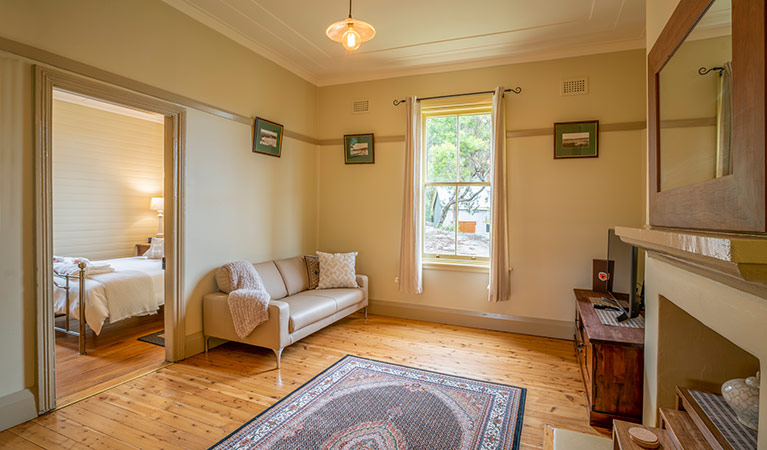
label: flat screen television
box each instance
[602,228,644,321]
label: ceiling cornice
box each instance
[315,37,646,87]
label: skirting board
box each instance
[184,331,226,358]
[368,299,574,340]
[0,389,37,431]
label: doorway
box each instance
[35,67,186,413]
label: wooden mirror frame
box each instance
[648,0,766,232]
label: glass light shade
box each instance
[342,26,361,50]
[150,197,164,211]
[326,18,375,50]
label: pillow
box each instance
[145,237,164,259]
[317,251,358,289]
[216,264,235,293]
[305,255,320,289]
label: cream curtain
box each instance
[716,61,733,178]
[488,87,510,302]
[398,97,423,294]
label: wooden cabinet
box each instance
[574,289,644,428]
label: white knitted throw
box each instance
[223,260,271,339]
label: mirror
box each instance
[658,0,732,192]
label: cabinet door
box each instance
[592,344,643,417]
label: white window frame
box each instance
[421,103,493,265]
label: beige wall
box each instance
[0,55,35,405]
[52,99,164,260]
[658,36,730,191]
[0,0,648,426]
[182,108,318,348]
[316,50,646,323]
[0,0,316,136]
[0,0,318,416]
[647,0,682,50]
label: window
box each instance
[423,103,492,262]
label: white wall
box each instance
[52,99,164,259]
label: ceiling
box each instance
[163,0,646,86]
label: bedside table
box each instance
[135,242,151,256]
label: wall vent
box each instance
[561,78,589,96]
[352,99,370,114]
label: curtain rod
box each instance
[392,87,522,106]
[698,66,724,76]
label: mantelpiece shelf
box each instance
[676,386,757,450]
[615,226,767,297]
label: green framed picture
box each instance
[253,117,284,157]
[554,120,599,159]
[344,133,375,164]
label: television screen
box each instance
[607,228,645,319]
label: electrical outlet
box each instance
[394,276,399,283]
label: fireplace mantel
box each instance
[615,226,767,298]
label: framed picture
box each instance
[344,133,375,164]
[253,117,284,157]
[554,120,599,159]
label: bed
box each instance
[53,256,164,354]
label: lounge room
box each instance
[1,0,766,449]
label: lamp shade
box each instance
[150,197,164,211]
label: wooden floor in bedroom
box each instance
[1,313,607,449]
[54,310,167,407]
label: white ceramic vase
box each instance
[721,371,760,431]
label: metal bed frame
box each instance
[53,261,87,354]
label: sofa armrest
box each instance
[269,299,291,347]
[356,274,369,301]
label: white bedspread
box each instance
[53,256,164,335]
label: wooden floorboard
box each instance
[3,313,609,449]
[54,312,166,406]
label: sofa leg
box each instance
[364,307,368,319]
[273,347,284,369]
[204,335,209,353]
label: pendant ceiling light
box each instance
[326,0,375,51]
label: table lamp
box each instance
[150,197,164,237]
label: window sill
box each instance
[422,260,490,273]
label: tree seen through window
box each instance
[424,111,492,258]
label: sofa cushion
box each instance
[253,261,288,300]
[284,292,338,332]
[317,251,359,289]
[275,257,309,296]
[305,255,320,290]
[308,289,363,311]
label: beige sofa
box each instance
[202,256,368,368]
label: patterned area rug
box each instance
[210,355,526,450]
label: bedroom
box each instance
[51,89,168,405]
[0,0,766,449]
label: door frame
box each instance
[34,66,186,414]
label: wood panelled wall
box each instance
[52,99,164,260]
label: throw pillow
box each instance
[305,255,320,289]
[145,237,164,259]
[317,251,358,289]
